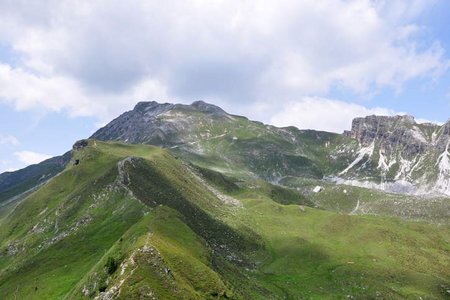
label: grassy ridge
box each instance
[67,206,232,299]
[0,142,155,298]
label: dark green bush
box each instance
[105,256,118,275]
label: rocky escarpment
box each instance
[340,115,450,195]
[436,120,450,150]
[346,115,436,158]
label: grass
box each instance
[228,196,450,298]
[0,140,448,299]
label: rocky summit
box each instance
[0,101,449,299]
[91,101,230,146]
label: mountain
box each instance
[90,101,450,223]
[0,101,449,299]
[91,100,354,181]
[337,115,450,195]
[92,101,450,197]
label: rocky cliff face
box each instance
[348,115,430,157]
[338,115,450,195]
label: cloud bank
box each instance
[0,0,447,127]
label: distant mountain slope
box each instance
[0,152,71,208]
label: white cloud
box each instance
[0,0,446,121]
[14,151,52,165]
[0,63,169,120]
[0,134,19,146]
[270,97,399,133]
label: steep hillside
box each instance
[0,140,449,299]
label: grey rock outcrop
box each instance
[341,114,450,195]
[91,101,232,146]
[348,115,436,158]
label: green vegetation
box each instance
[105,256,119,275]
[0,140,448,299]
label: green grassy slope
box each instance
[0,140,448,299]
[228,195,450,299]
[67,206,233,299]
[0,141,265,299]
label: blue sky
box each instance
[0,0,450,172]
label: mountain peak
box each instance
[91,100,232,146]
[399,114,415,123]
[132,100,227,116]
[134,101,158,111]
[353,114,416,124]
[348,114,429,155]
[190,100,227,115]
[133,101,174,115]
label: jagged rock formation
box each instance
[339,115,450,195]
[347,115,430,157]
[73,139,90,150]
